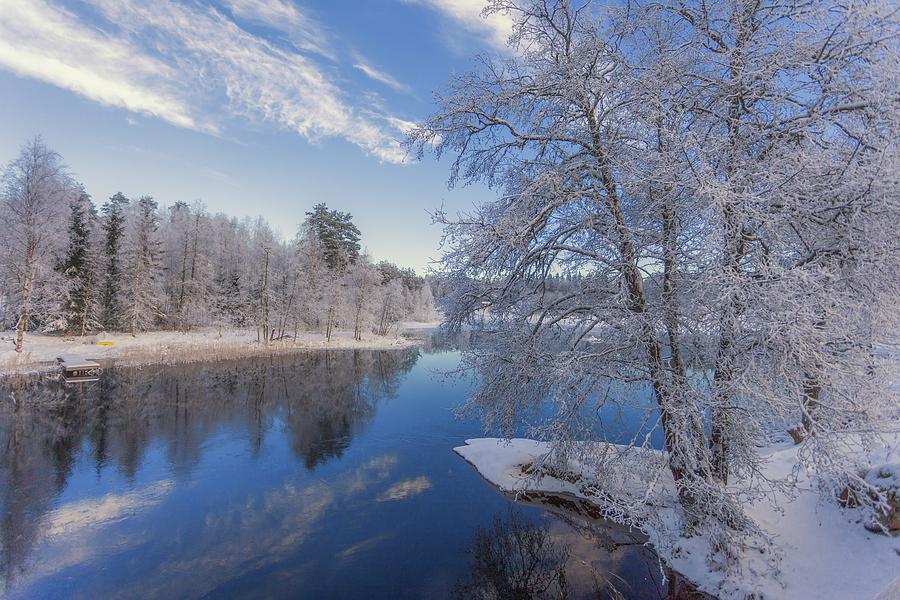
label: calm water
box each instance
[0,335,674,599]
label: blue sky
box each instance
[0,0,510,271]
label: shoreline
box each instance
[455,444,716,599]
[454,437,900,600]
[0,323,440,376]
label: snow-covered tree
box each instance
[123,196,165,336]
[346,256,379,341]
[163,201,213,331]
[100,192,129,330]
[0,137,70,351]
[53,186,101,336]
[412,0,900,567]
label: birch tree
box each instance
[123,197,165,336]
[661,0,900,492]
[0,137,70,352]
[346,256,379,341]
[413,0,716,517]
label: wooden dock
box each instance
[57,355,102,383]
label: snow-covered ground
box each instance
[0,323,438,374]
[455,437,900,600]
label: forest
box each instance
[0,138,436,352]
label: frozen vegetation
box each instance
[0,323,434,374]
[410,0,900,597]
[1,0,898,597]
[0,142,438,358]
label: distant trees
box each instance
[0,139,436,348]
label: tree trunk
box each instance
[260,248,270,345]
[14,269,35,353]
[709,7,754,486]
[584,98,708,506]
[79,285,89,337]
[14,307,28,353]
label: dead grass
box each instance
[0,329,421,376]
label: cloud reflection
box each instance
[42,480,174,539]
[377,476,433,501]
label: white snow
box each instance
[455,437,900,600]
[0,324,430,374]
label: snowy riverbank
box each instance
[455,437,900,600]
[0,323,440,375]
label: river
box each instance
[0,334,683,599]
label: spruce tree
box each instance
[56,187,99,335]
[213,270,245,327]
[101,192,129,330]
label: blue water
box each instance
[0,342,673,599]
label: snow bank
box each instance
[455,438,900,600]
[0,325,425,374]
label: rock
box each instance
[841,464,900,535]
[865,464,900,535]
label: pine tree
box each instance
[124,196,165,336]
[100,192,129,330]
[304,203,361,271]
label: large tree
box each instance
[413,0,899,561]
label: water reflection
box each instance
[454,508,574,599]
[455,506,682,600]
[0,349,418,595]
[0,341,695,599]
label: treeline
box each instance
[0,137,435,351]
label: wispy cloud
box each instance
[221,0,334,59]
[0,0,201,131]
[0,0,412,163]
[402,0,513,50]
[353,61,411,94]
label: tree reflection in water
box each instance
[0,348,418,593]
[455,505,715,600]
[454,508,576,600]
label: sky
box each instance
[0,0,512,272]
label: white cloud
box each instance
[0,0,412,164]
[353,61,411,94]
[0,0,200,131]
[403,0,513,50]
[221,0,334,59]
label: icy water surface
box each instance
[0,335,677,599]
